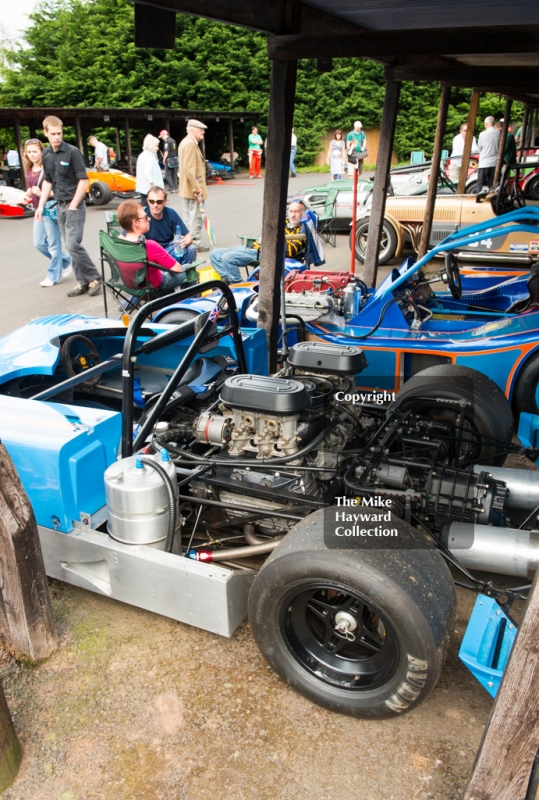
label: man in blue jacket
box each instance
[145,187,197,266]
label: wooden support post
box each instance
[28,123,37,139]
[494,98,512,186]
[74,117,83,154]
[532,109,538,151]
[258,57,297,370]
[13,119,25,190]
[463,571,539,799]
[82,125,90,165]
[519,106,530,161]
[0,444,57,661]
[0,681,21,792]
[417,85,450,260]
[114,127,122,161]
[363,79,401,287]
[457,89,481,194]
[124,118,133,175]
[228,119,235,169]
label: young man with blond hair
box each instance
[37,115,102,297]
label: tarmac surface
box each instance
[0,172,522,799]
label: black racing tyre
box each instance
[249,508,456,719]
[513,354,539,417]
[526,176,539,202]
[60,334,101,387]
[465,180,477,195]
[351,218,398,265]
[89,181,112,205]
[397,364,513,466]
[156,308,197,324]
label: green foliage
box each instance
[0,0,524,164]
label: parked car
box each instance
[86,168,138,206]
[1,277,538,721]
[0,185,34,218]
[352,164,539,265]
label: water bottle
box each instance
[173,224,184,259]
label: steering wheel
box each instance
[60,334,102,387]
[444,253,462,300]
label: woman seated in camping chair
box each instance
[118,200,188,297]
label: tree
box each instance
[0,0,522,165]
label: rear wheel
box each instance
[397,364,513,466]
[351,218,398,265]
[89,181,112,205]
[155,307,198,335]
[249,508,456,719]
[513,354,539,417]
[526,175,539,201]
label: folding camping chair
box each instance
[99,230,201,318]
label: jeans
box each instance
[57,202,100,284]
[290,146,297,176]
[33,216,71,283]
[154,268,186,296]
[181,198,203,247]
[210,246,258,283]
[163,242,197,265]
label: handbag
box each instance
[166,156,179,169]
[357,148,369,161]
[42,200,58,222]
[36,171,58,221]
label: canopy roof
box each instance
[134,0,539,105]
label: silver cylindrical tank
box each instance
[343,283,362,317]
[444,522,539,578]
[105,452,178,549]
[474,465,539,511]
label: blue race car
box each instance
[1,275,539,719]
[157,208,539,418]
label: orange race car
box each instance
[86,168,138,205]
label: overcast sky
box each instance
[3,0,40,39]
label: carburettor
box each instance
[195,374,312,459]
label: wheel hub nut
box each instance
[334,611,358,640]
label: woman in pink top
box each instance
[117,200,187,296]
[23,138,71,287]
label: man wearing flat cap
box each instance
[178,119,209,252]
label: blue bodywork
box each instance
[0,312,267,533]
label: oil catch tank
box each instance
[104,451,178,549]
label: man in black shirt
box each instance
[159,129,178,193]
[36,115,102,297]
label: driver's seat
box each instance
[507,264,539,314]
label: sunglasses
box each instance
[147,199,165,205]
[137,214,149,221]
[25,138,41,145]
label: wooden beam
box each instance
[363,80,401,287]
[134,3,176,49]
[13,119,25,190]
[124,118,133,175]
[494,98,512,186]
[74,116,83,153]
[258,58,297,371]
[463,571,539,799]
[0,444,58,661]
[114,126,122,161]
[417,85,450,259]
[228,119,234,170]
[519,107,530,161]
[457,89,481,194]
[267,26,539,60]
[133,0,364,36]
[388,65,539,86]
